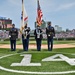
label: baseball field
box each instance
[0,40,75,75]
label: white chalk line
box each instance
[0,54,75,74]
[0,53,18,59]
[1,66,75,74]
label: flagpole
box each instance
[20,0,23,34]
[20,0,28,33]
[22,0,24,28]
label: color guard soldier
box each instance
[34,25,43,51]
[46,22,55,51]
[9,24,18,51]
[22,24,30,51]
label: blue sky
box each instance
[0,0,75,30]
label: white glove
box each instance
[9,35,11,38]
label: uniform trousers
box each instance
[10,40,16,51]
[47,37,53,51]
[36,39,42,51]
[22,38,29,51]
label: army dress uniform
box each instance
[9,26,18,51]
[22,26,30,51]
[34,26,43,51]
[46,25,55,51]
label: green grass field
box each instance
[0,47,75,75]
[0,40,75,45]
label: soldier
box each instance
[34,25,43,51]
[46,22,55,51]
[22,24,30,51]
[9,24,18,51]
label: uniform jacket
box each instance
[9,28,18,40]
[34,28,43,39]
[22,27,30,39]
[46,26,55,38]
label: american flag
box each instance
[20,0,28,33]
[36,0,43,26]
